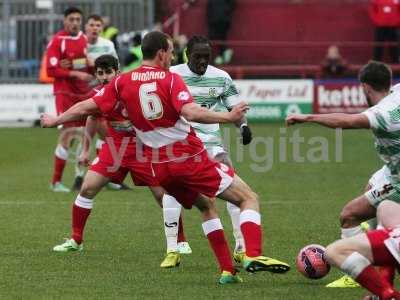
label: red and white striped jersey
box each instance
[93,65,204,162]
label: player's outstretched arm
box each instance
[41,99,100,128]
[181,101,249,124]
[286,113,370,129]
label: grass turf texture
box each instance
[0,124,386,299]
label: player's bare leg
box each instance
[340,195,376,237]
[53,170,110,252]
[214,152,245,263]
[325,233,400,299]
[218,175,290,274]
[149,186,191,268]
[377,200,400,228]
[193,195,242,284]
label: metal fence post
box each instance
[147,0,154,29]
[93,0,101,14]
[1,0,11,81]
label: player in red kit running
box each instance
[46,7,94,192]
[42,31,290,284]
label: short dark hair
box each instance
[94,55,119,71]
[64,7,83,18]
[186,35,210,55]
[87,14,103,23]
[141,31,170,60]
[359,61,392,92]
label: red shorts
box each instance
[55,93,86,127]
[152,150,235,209]
[367,229,399,267]
[89,137,158,186]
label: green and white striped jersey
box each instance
[170,63,240,147]
[363,90,400,184]
[87,37,118,61]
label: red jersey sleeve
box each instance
[169,73,193,113]
[46,37,71,78]
[92,76,119,114]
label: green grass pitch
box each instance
[0,124,387,299]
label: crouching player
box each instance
[325,200,400,300]
[286,61,400,288]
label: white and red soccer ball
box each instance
[296,244,330,279]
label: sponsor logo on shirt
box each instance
[178,91,190,101]
[389,107,400,123]
[50,57,58,66]
[72,58,87,70]
[209,88,217,97]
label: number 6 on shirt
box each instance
[139,82,163,120]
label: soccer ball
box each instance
[296,244,330,279]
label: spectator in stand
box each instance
[207,0,235,65]
[321,45,348,78]
[369,0,400,63]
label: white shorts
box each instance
[205,144,227,159]
[365,166,398,207]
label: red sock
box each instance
[177,215,186,243]
[206,229,235,273]
[356,265,396,299]
[379,266,396,286]
[71,204,91,244]
[241,222,262,257]
[52,156,66,184]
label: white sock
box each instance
[202,218,223,236]
[341,252,370,279]
[162,194,182,252]
[226,202,245,252]
[55,144,68,160]
[239,209,261,226]
[341,226,363,239]
[75,194,93,209]
[96,139,105,150]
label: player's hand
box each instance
[240,124,252,145]
[286,114,310,126]
[40,113,58,128]
[229,102,249,122]
[78,151,90,167]
[60,59,72,69]
[71,71,94,82]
